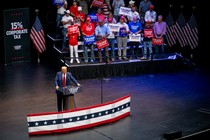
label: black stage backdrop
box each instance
[0,0,206,69]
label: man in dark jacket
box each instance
[55,66,80,111]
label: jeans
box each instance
[154,45,164,54]
[83,44,95,61]
[129,42,140,58]
[143,41,153,58]
[56,14,64,35]
[62,28,68,49]
[107,38,115,59]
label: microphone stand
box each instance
[97,52,111,104]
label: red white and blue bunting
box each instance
[27,95,131,135]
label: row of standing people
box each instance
[56,0,154,22]
[65,13,166,63]
[56,0,166,63]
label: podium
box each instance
[58,86,80,110]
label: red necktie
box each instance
[62,74,66,87]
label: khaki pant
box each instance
[117,36,127,58]
[98,46,109,62]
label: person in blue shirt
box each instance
[95,19,110,63]
[128,16,143,59]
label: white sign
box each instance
[129,34,141,42]
[108,24,120,32]
[119,7,131,16]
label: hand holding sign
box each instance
[96,38,109,49]
[68,25,79,35]
[53,0,64,5]
[144,29,153,38]
[152,37,163,45]
[119,7,131,16]
[129,34,141,42]
[83,35,96,45]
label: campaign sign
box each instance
[144,29,153,38]
[68,25,79,35]
[129,34,141,42]
[92,0,104,7]
[96,38,109,49]
[152,37,163,45]
[89,14,98,22]
[53,0,64,5]
[83,35,96,45]
[108,24,120,32]
[119,27,127,37]
[119,7,131,16]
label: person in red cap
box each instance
[139,0,152,22]
[144,4,156,25]
[116,15,130,61]
[81,17,96,63]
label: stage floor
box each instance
[0,63,210,140]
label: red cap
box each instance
[120,16,125,20]
[149,4,154,10]
[86,17,91,22]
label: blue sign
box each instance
[89,14,98,22]
[53,0,64,5]
[119,27,127,37]
[83,35,96,45]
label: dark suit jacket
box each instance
[54,71,79,94]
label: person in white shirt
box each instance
[116,16,130,61]
[144,4,156,25]
[56,0,68,37]
[127,6,140,22]
[61,10,74,50]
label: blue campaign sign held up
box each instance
[83,35,96,45]
[89,14,98,22]
[53,0,64,5]
[119,27,127,37]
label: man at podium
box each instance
[55,66,80,112]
